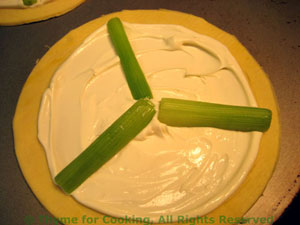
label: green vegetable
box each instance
[107,17,153,100]
[55,99,156,194]
[23,0,37,6]
[158,98,272,132]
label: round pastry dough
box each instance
[13,10,280,224]
[0,0,85,26]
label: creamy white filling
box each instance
[0,0,50,8]
[38,22,262,221]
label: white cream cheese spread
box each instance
[0,0,50,8]
[38,22,262,221]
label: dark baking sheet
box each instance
[0,0,299,224]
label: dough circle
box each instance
[13,10,280,224]
[0,0,85,26]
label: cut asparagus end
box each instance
[158,98,272,132]
[55,99,156,194]
[107,17,153,100]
